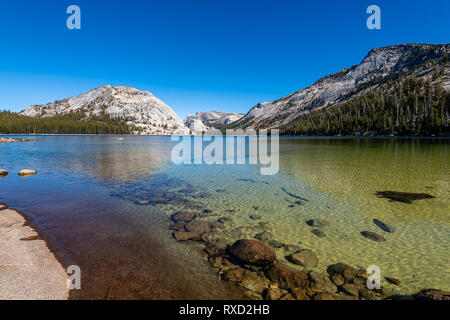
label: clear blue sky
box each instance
[0,0,449,119]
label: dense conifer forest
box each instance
[0,111,132,134]
[280,75,450,136]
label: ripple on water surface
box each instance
[0,136,448,297]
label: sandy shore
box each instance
[0,206,68,300]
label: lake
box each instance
[0,135,448,299]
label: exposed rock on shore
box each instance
[0,207,68,299]
[18,169,37,177]
[0,137,25,143]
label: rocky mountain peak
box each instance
[20,85,189,135]
[233,43,449,129]
[184,110,245,132]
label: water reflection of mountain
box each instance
[48,136,174,184]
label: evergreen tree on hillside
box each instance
[0,111,133,134]
[280,76,449,136]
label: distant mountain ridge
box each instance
[184,111,244,132]
[14,43,450,136]
[230,43,449,133]
[20,85,190,135]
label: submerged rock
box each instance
[264,263,308,290]
[201,234,229,251]
[229,239,276,266]
[208,256,223,268]
[172,231,200,241]
[290,287,310,300]
[268,240,284,249]
[171,211,196,223]
[240,271,266,294]
[359,287,380,300]
[336,293,359,300]
[413,289,450,301]
[373,219,395,233]
[313,293,336,300]
[311,229,327,238]
[327,263,357,282]
[306,219,329,228]
[283,244,302,254]
[217,217,231,224]
[210,221,225,229]
[330,273,345,286]
[308,272,337,294]
[254,231,272,242]
[228,226,254,239]
[361,231,386,242]
[185,221,212,234]
[169,222,186,231]
[375,191,435,204]
[18,169,37,176]
[280,293,295,300]
[340,283,359,297]
[287,249,318,268]
[263,287,283,300]
[385,276,401,286]
[224,267,245,282]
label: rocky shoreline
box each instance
[0,203,68,300]
[0,137,26,143]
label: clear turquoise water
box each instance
[0,136,448,298]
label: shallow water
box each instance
[0,136,448,298]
